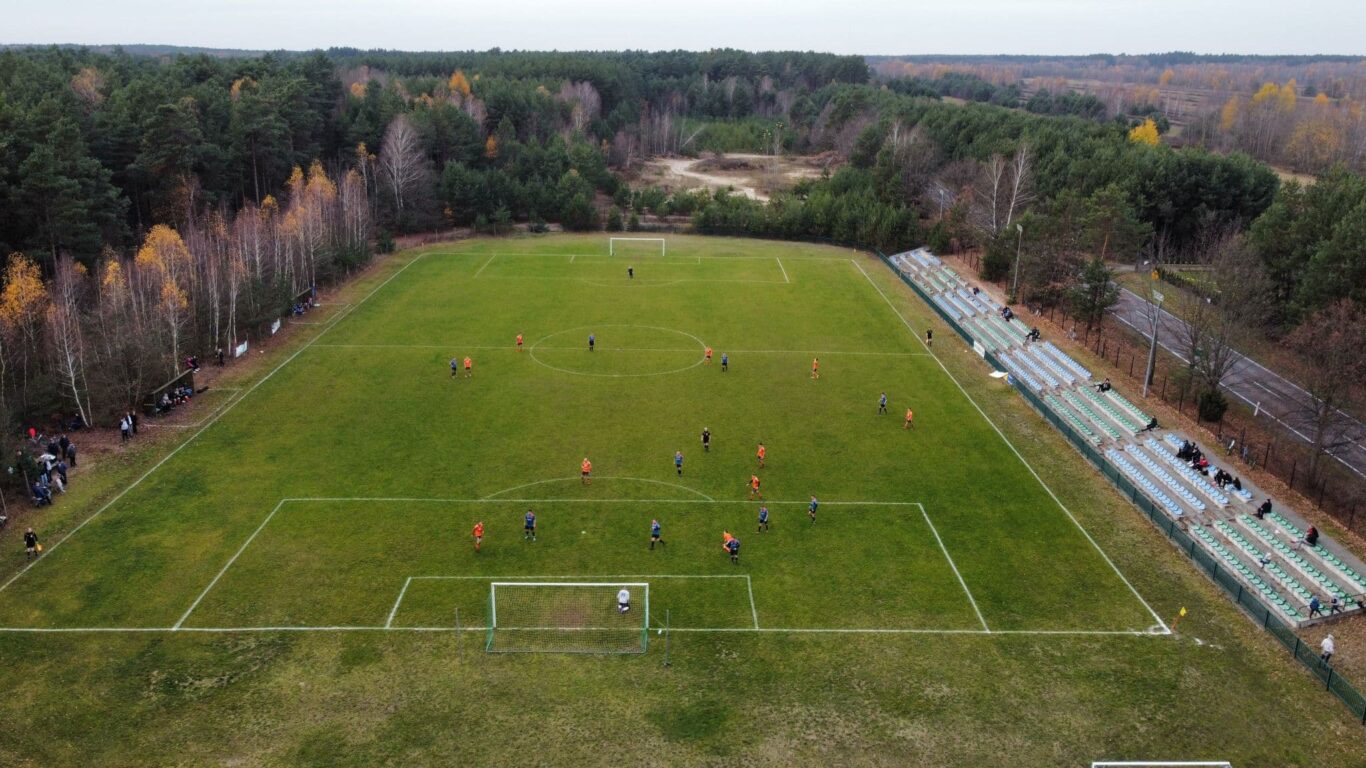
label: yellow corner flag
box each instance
[1171,606,1188,632]
[1179,606,1187,617]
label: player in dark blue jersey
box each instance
[757,505,770,533]
[808,496,818,525]
[523,509,537,541]
[650,518,664,550]
[878,392,888,415]
[674,450,684,476]
[726,536,740,564]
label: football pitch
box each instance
[0,234,1359,766]
[0,235,1161,637]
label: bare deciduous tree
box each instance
[378,114,427,217]
[1284,300,1366,484]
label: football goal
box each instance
[485,582,649,654]
[608,237,666,257]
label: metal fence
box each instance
[875,251,1366,725]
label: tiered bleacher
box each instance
[1191,524,1303,621]
[1124,444,1206,512]
[1237,515,1358,610]
[887,246,1366,629]
[1106,447,1184,518]
[1216,520,1319,614]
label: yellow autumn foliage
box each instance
[1128,118,1160,146]
[0,253,49,335]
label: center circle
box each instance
[528,324,708,378]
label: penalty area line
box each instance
[385,577,413,629]
[917,503,989,632]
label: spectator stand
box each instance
[143,368,196,418]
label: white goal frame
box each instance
[608,237,666,256]
[487,581,649,654]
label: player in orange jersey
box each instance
[581,457,593,485]
[516,333,523,351]
[811,357,820,379]
[756,442,766,468]
[748,474,762,500]
[464,356,473,377]
[472,521,484,552]
[904,407,915,429]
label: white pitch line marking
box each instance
[473,254,497,278]
[480,477,715,501]
[385,577,412,629]
[311,343,928,357]
[746,574,760,629]
[776,257,790,284]
[918,503,989,632]
[0,250,431,596]
[174,499,288,629]
[856,259,1170,633]
[0,625,1170,636]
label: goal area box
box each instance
[608,237,666,257]
[486,582,649,654]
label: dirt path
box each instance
[640,153,832,201]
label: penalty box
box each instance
[178,498,986,632]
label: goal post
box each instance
[486,582,649,654]
[609,237,666,257]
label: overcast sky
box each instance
[6,0,1364,56]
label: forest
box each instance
[0,45,1361,491]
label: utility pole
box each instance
[1142,289,1164,397]
[1010,223,1024,304]
[938,188,946,218]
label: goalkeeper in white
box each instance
[617,588,631,614]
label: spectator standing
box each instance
[119,416,130,443]
[24,528,39,559]
[1309,595,1323,618]
[65,441,77,468]
[1321,634,1335,665]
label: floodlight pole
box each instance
[1010,223,1024,304]
[1142,289,1164,398]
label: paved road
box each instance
[1108,288,1366,481]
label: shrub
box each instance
[1197,388,1229,422]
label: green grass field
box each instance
[0,234,1361,767]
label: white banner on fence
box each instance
[234,341,249,358]
[972,340,986,358]
[270,319,282,336]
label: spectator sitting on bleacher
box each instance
[1141,416,1158,432]
[1001,306,1014,321]
[1295,526,1319,550]
[1232,477,1243,492]
[971,286,981,296]
[1096,378,1112,393]
[1026,327,1041,343]
[1177,440,1195,461]
[1256,499,1272,519]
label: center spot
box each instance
[529,325,707,378]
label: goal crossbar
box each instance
[609,237,666,256]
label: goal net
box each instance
[486,582,649,654]
[609,237,666,257]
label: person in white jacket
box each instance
[1320,634,1335,665]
